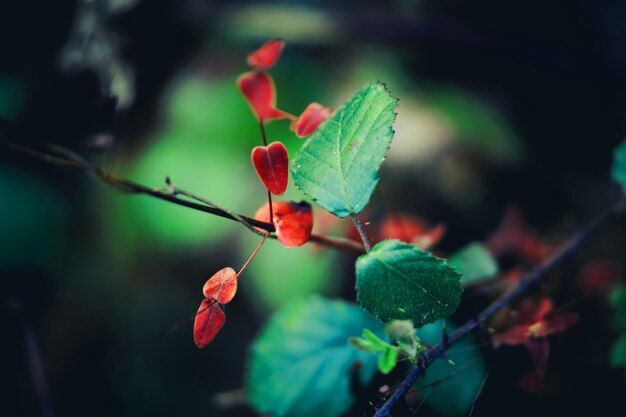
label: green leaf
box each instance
[378,346,399,374]
[610,334,626,371]
[609,285,626,332]
[355,240,462,327]
[362,328,389,351]
[241,239,336,312]
[448,242,499,286]
[415,320,487,417]
[613,139,626,194]
[291,82,398,218]
[245,296,385,417]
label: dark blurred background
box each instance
[1,0,626,416]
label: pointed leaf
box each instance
[251,141,289,195]
[254,201,313,247]
[247,38,285,70]
[237,72,292,122]
[291,82,398,218]
[193,299,226,348]
[292,102,332,137]
[355,240,462,327]
[202,267,238,304]
[612,139,626,194]
[245,296,385,417]
[378,346,399,374]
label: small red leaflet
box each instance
[237,72,293,123]
[247,38,285,71]
[291,103,332,138]
[251,141,289,195]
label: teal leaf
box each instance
[245,296,385,417]
[355,240,462,327]
[613,139,626,194]
[448,242,499,286]
[291,82,398,218]
[416,321,487,417]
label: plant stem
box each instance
[237,232,270,277]
[2,142,366,255]
[373,199,626,417]
[351,213,372,252]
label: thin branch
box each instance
[351,213,372,252]
[2,142,366,255]
[373,199,626,417]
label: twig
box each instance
[2,142,366,255]
[351,213,372,252]
[373,200,626,417]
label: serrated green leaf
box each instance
[291,82,398,218]
[355,240,462,327]
[245,296,385,417]
[613,140,626,194]
[378,346,399,374]
[449,242,499,286]
[415,320,487,417]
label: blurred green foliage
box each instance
[0,167,67,270]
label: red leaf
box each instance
[379,215,427,243]
[202,267,238,304]
[193,299,225,348]
[525,337,550,376]
[237,72,293,122]
[492,324,532,347]
[518,297,553,323]
[530,312,579,337]
[255,201,313,247]
[413,224,446,250]
[251,141,289,195]
[247,38,285,70]
[378,214,445,249]
[577,260,622,293]
[291,103,332,137]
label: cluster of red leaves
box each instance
[194,39,332,348]
[255,201,313,248]
[236,39,336,248]
[194,267,238,348]
[492,297,579,376]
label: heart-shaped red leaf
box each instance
[237,72,292,122]
[251,141,289,195]
[292,103,332,137]
[202,267,238,304]
[255,201,313,248]
[193,299,225,348]
[247,38,285,71]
